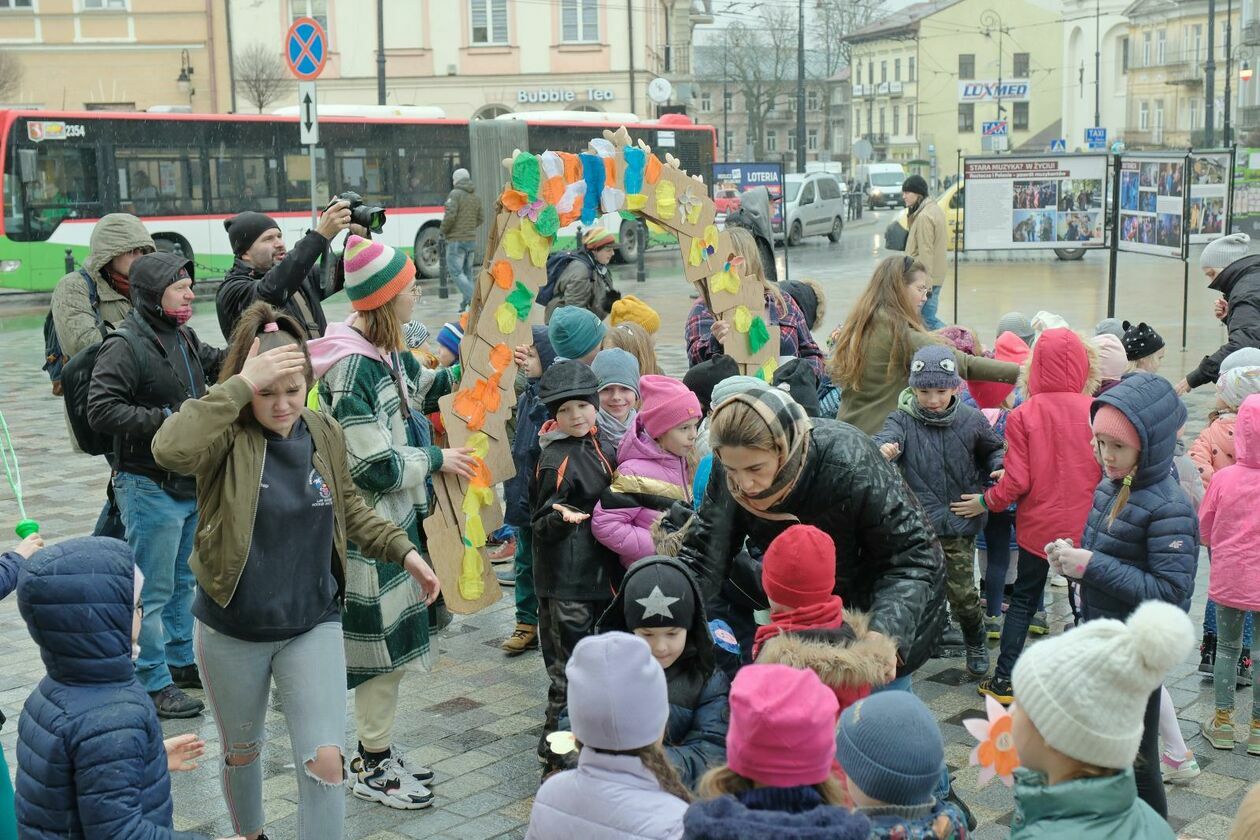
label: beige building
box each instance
[1123,0,1241,149]
[846,0,1063,186]
[225,0,711,119]
[0,0,231,112]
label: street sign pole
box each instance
[299,81,320,226]
[285,17,328,229]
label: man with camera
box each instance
[215,198,365,341]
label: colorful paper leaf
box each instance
[732,305,752,333]
[504,219,549,267]
[506,281,535,320]
[490,260,514,290]
[512,152,541,201]
[655,179,677,220]
[458,543,485,600]
[747,315,770,354]
[623,146,646,194]
[494,302,518,336]
[534,204,560,237]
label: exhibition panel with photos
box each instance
[962,153,1109,250]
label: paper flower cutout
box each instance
[504,219,549,268]
[539,151,567,206]
[546,731,578,756]
[516,197,546,222]
[709,255,745,295]
[500,188,528,212]
[678,190,702,225]
[490,260,514,291]
[655,179,677,220]
[689,224,720,266]
[512,151,541,201]
[466,430,491,461]
[965,695,1020,788]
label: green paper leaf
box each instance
[748,315,771,355]
[512,152,541,201]
[618,210,636,221]
[507,281,535,320]
[535,205,560,237]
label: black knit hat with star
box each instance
[622,559,695,630]
[1121,320,1165,362]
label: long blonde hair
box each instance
[603,321,662,375]
[726,226,786,313]
[697,765,848,806]
[829,255,931,390]
[709,398,778,453]
[582,742,692,802]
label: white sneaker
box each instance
[391,746,435,785]
[351,754,434,810]
[1160,749,1201,784]
[1050,574,1069,587]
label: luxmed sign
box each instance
[958,80,1030,102]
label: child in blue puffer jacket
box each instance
[13,536,226,840]
[1046,372,1198,822]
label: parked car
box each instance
[714,186,742,215]
[779,173,846,245]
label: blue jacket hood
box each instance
[1091,372,1186,489]
[683,792,870,839]
[18,537,136,686]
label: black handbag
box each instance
[884,217,908,251]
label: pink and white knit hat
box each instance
[343,234,415,312]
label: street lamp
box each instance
[1243,60,1254,82]
[176,49,195,106]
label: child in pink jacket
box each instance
[1199,393,1260,754]
[1190,366,1260,487]
[593,375,702,569]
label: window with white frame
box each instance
[1156,29,1166,65]
[892,106,900,135]
[700,91,712,112]
[723,90,732,112]
[788,129,796,151]
[291,0,328,32]
[0,0,33,7]
[767,130,777,152]
[807,128,818,150]
[561,0,598,42]
[83,0,127,8]
[807,90,819,110]
[1139,100,1149,130]
[1143,32,1151,67]
[908,56,916,81]
[895,58,901,81]
[907,104,914,134]
[471,0,509,45]
[1154,99,1164,141]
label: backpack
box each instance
[539,251,589,307]
[60,324,145,457]
[43,270,103,395]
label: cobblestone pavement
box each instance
[0,232,1253,837]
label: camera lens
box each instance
[350,203,386,233]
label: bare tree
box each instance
[0,51,24,103]
[235,43,292,114]
[814,0,882,155]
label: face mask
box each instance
[106,267,130,297]
[164,305,193,326]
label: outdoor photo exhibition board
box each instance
[962,154,1107,250]
[1188,151,1233,244]
[1118,155,1188,259]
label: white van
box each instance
[855,162,907,209]
[779,173,847,245]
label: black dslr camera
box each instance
[336,191,386,233]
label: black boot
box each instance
[1200,633,1217,675]
[932,621,966,658]
[963,624,990,678]
[1239,648,1254,689]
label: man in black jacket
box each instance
[214,199,352,341]
[87,251,224,719]
[1178,233,1260,394]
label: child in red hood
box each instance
[951,328,1100,706]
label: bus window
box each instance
[334,146,393,207]
[7,142,101,242]
[282,147,330,210]
[209,146,281,213]
[115,148,204,215]
[398,149,464,207]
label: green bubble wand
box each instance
[0,409,38,539]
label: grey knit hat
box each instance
[1095,318,1125,340]
[908,345,961,390]
[995,311,1035,346]
[591,348,641,397]
[1200,233,1251,271]
[837,691,944,806]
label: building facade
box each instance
[846,0,1063,187]
[225,0,711,119]
[0,0,231,112]
[1123,0,1241,149]
[1061,0,1131,151]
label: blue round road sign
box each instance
[285,16,327,81]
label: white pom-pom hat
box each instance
[1012,600,1194,769]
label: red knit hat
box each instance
[762,524,837,609]
[1092,403,1140,450]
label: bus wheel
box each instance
[1054,247,1086,261]
[414,226,442,278]
[615,220,641,264]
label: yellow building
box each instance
[1123,0,1240,149]
[845,0,1063,185]
[0,0,230,112]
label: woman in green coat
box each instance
[830,255,1019,434]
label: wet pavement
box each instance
[0,212,1253,838]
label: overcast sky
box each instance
[694,0,920,46]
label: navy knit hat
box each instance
[908,345,961,390]
[548,306,607,361]
[436,321,464,358]
[836,691,944,806]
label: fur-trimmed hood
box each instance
[755,610,897,693]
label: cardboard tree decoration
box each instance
[428,127,776,614]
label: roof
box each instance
[843,0,962,44]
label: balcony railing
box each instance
[647,44,690,75]
[1240,105,1260,129]
[1244,20,1260,47]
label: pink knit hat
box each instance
[727,664,840,787]
[1092,334,1127,381]
[638,374,702,438]
[1093,403,1140,450]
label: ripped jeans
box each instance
[196,620,347,839]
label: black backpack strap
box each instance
[79,269,106,339]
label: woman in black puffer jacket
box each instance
[1048,372,1198,820]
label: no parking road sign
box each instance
[286,16,327,81]
[982,121,1008,137]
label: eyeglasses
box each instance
[405,285,421,299]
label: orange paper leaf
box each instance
[645,154,663,185]
[603,156,617,189]
[469,456,493,489]
[490,343,513,371]
[490,260,514,290]
[500,188,528,211]
[540,175,565,207]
